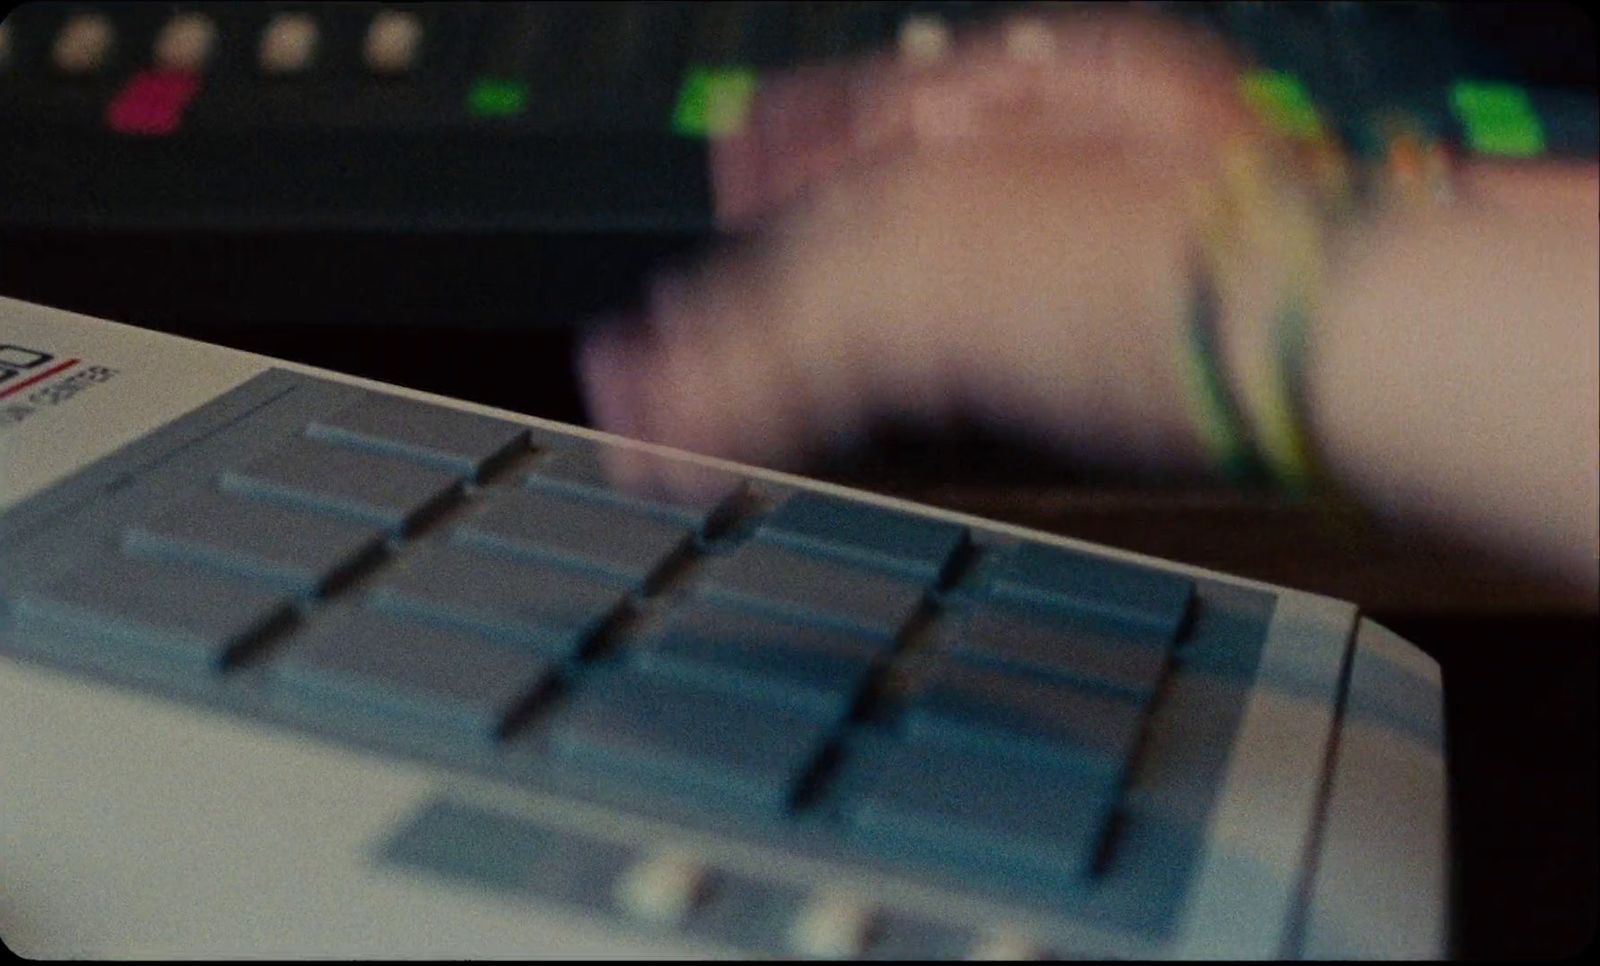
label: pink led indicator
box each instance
[105,70,201,136]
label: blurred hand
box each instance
[578,10,1273,492]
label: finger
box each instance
[713,56,894,228]
[708,123,768,229]
[574,316,652,446]
[641,240,865,470]
[719,9,1261,224]
[904,11,1257,153]
[749,64,857,216]
[663,147,1211,474]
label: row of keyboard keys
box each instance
[12,552,1149,879]
[307,393,531,480]
[5,378,1212,901]
[526,446,745,530]
[221,436,462,537]
[222,392,535,537]
[756,490,967,581]
[13,8,436,78]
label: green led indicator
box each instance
[1239,70,1324,141]
[469,79,528,118]
[1450,81,1545,158]
[672,67,757,139]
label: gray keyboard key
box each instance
[269,608,554,741]
[950,604,1172,701]
[758,491,966,580]
[989,543,1194,641]
[635,600,888,718]
[307,393,530,479]
[455,488,693,589]
[377,798,636,904]
[699,543,927,640]
[905,661,1150,776]
[369,542,626,658]
[837,734,1118,889]
[11,556,294,672]
[526,447,743,529]
[221,437,461,535]
[550,671,833,811]
[124,489,385,596]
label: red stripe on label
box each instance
[0,358,81,400]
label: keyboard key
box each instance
[455,489,692,589]
[1451,80,1546,157]
[789,891,879,958]
[260,12,318,75]
[1240,69,1327,142]
[369,542,625,658]
[221,437,461,535]
[950,605,1171,701]
[1003,16,1056,63]
[967,931,1053,961]
[154,13,217,73]
[987,543,1194,641]
[378,798,635,901]
[54,13,113,75]
[672,65,758,138]
[307,394,530,479]
[105,69,202,138]
[268,608,554,741]
[758,491,966,580]
[636,600,887,718]
[365,9,422,75]
[904,662,1150,776]
[549,671,832,811]
[836,735,1118,889]
[467,77,528,118]
[699,543,928,640]
[852,910,973,960]
[124,489,384,596]
[897,14,951,66]
[614,847,713,926]
[526,447,743,529]
[12,556,293,673]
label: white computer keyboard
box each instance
[0,295,1448,959]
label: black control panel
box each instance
[0,2,1594,234]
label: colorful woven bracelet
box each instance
[1180,258,1270,487]
[1182,72,1460,495]
[1183,140,1333,494]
